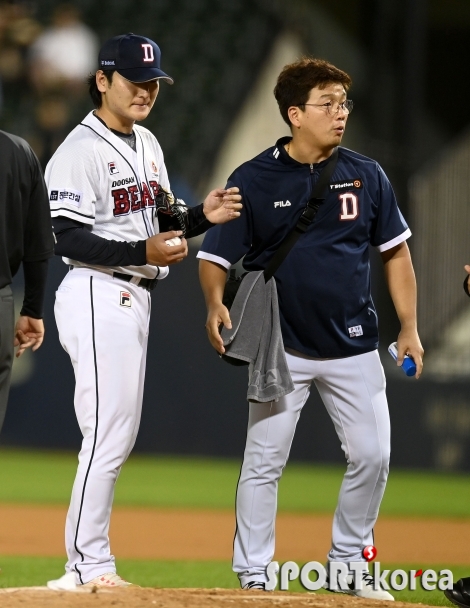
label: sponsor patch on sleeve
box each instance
[330,179,362,192]
[52,188,83,207]
[348,325,363,338]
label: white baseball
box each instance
[165,236,182,247]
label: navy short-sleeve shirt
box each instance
[197,137,410,358]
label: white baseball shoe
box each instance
[47,572,77,590]
[82,572,132,588]
[325,571,394,601]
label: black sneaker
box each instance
[445,577,470,608]
[243,581,267,590]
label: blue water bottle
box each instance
[388,342,417,377]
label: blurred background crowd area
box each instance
[3,0,470,470]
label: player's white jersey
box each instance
[46,111,170,279]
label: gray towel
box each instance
[221,271,294,402]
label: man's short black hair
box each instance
[274,58,352,127]
[86,71,115,108]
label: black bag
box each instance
[222,269,248,310]
[222,148,339,310]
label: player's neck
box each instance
[94,108,135,134]
[286,135,335,165]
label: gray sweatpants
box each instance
[0,285,14,434]
[233,348,390,587]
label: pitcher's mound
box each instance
[0,587,434,608]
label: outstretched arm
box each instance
[162,187,242,239]
[199,259,231,354]
[381,241,424,378]
[202,187,242,224]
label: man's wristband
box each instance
[19,308,43,320]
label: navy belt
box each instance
[113,271,158,291]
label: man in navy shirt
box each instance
[198,58,423,598]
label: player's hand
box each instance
[464,265,470,291]
[396,327,424,379]
[146,231,188,266]
[203,187,242,224]
[14,316,45,358]
[205,303,232,354]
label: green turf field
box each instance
[0,448,469,516]
[0,448,468,605]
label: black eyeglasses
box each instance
[299,99,354,116]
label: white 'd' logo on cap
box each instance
[141,43,154,62]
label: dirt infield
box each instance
[0,587,440,608]
[0,504,468,563]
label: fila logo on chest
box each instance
[274,200,291,208]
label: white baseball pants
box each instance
[54,268,150,584]
[234,348,390,587]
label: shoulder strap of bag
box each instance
[263,147,339,282]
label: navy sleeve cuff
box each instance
[21,259,48,318]
[185,204,214,239]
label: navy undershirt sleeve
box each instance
[21,259,48,318]
[185,204,214,238]
[53,216,147,266]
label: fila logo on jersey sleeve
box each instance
[274,200,291,208]
[141,43,154,62]
[339,192,359,220]
[120,291,131,307]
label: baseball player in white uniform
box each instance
[46,33,241,590]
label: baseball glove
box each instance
[154,188,189,236]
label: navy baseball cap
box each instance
[98,33,174,84]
